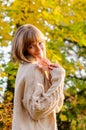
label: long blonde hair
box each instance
[11,24,46,63]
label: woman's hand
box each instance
[36,58,60,72]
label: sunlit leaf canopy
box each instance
[0,0,86,129]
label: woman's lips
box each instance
[36,52,42,55]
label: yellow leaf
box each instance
[0,72,7,78]
[76,61,83,70]
[0,87,3,91]
[60,114,67,121]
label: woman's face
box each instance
[27,41,45,59]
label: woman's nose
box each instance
[36,45,41,51]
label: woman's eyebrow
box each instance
[28,40,43,46]
[28,43,36,46]
[37,39,44,43]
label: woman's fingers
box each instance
[48,65,58,70]
[49,64,59,67]
[49,63,60,68]
[37,58,62,71]
[48,66,53,70]
[37,62,49,71]
[40,59,51,66]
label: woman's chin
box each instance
[35,54,43,59]
[36,54,43,58]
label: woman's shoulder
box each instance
[15,62,36,81]
[19,62,37,72]
[17,62,44,80]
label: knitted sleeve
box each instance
[22,65,65,120]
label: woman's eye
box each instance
[39,42,43,46]
[28,44,34,49]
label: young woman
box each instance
[11,24,65,130]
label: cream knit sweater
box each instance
[12,62,65,130]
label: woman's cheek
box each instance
[28,49,35,56]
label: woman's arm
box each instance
[22,64,65,120]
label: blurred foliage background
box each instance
[0,0,86,129]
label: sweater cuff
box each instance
[50,68,62,77]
